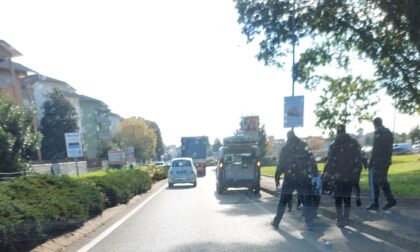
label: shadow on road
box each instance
[339,226,405,252]
[167,239,318,252]
[166,184,196,190]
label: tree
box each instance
[96,139,117,159]
[212,138,222,153]
[0,95,41,173]
[408,125,420,143]
[40,89,78,160]
[393,132,407,144]
[235,0,420,132]
[145,119,164,160]
[258,125,268,158]
[266,135,275,157]
[114,117,157,161]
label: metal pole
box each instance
[292,0,296,97]
[75,157,79,176]
[392,105,396,134]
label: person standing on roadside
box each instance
[323,125,363,227]
[367,117,397,211]
[272,130,318,230]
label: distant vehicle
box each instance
[413,144,420,154]
[154,161,165,167]
[393,143,412,155]
[216,135,261,194]
[107,150,125,168]
[168,158,197,188]
[181,136,209,176]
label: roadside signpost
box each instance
[284,96,304,128]
[64,132,84,176]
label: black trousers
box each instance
[334,181,353,220]
[369,165,395,205]
[273,178,316,226]
[287,193,303,209]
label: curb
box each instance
[260,185,420,252]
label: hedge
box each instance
[86,169,152,207]
[0,169,153,251]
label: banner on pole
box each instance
[284,96,304,128]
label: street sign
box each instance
[284,96,304,128]
[64,132,84,158]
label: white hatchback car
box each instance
[168,158,197,187]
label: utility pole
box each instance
[292,0,296,97]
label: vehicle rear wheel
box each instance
[217,183,224,194]
[254,185,260,194]
[168,182,173,188]
[193,181,197,187]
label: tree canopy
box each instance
[0,95,41,173]
[40,89,78,160]
[212,138,223,153]
[258,125,268,158]
[145,119,164,161]
[114,117,157,161]
[235,0,420,132]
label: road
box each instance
[71,167,407,252]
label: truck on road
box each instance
[181,136,209,176]
[216,135,261,194]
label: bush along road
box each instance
[0,167,166,252]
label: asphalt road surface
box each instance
[73,167,406,252]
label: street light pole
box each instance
[292,0,296,97]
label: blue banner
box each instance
[284,96,304,128]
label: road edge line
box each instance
[77,184,167,252]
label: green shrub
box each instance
[0,169,152,250]
[87,169,152,207]
[0,175,104,250]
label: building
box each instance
[108,112,123,134]
[78,95,112,160]
[0,40,37,106]
[22,74,83,130]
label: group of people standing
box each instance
[271,117,396,230]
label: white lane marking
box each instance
[77,184,167,252]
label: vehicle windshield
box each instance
[172,160,192,167]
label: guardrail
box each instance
[0,170,37,180]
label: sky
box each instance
[1,0,419,146]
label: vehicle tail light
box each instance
[219,158,224,169]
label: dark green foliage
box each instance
[87,169,152,207]
[40,89,78,161]
[0,95,41,174]
[315,76,379,134]
[96,139,117,159]
[212,138,222,153]
[258,125,267,158]
[0,175,103,250]
[409,125,420,143]
[235,0,420,129]
[0,169,153,250]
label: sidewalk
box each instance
[260,175,420,252]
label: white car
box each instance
[154,161,165,167]
[168,158,197,187]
